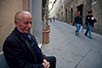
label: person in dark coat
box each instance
[85,10,97,39]
[73,11,83,36]
[3,11,56,68]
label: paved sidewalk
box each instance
[42,20,102,68]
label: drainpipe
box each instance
[42,0,50,44]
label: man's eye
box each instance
[24,21,32,24]
[25,22,29,24]
[29,22,32,24]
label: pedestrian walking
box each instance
[73,11,83,36]
[84,10,97,39]
[53,17,55,22]
[50,17,52,22]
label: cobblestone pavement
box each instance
[42,20,102,68]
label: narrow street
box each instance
[0,0,102,68]
[42,20,102,68]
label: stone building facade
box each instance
[54,0,102,35]
[0,0,44,51]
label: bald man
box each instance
[3,11,56,68]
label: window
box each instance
[92,0,97,5]
[60,0,61,3]
[92,0,96,2]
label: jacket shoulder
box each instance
[3,30,18,48]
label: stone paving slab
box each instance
[42,20,102,68]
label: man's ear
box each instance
[15,21,17,24]
[15,20,18,24]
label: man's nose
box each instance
[28,22,32,28]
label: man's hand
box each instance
[42,59,50,68]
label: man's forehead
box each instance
[20,11,31,16]
[16,11,31,17]
[23,11,31,15]
[17,11,32,19]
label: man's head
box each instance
[77,11,80,16]
[15,11,32,34]
[88,10,92,15]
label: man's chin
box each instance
[24,31,30,34]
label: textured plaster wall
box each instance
[92,0,102,35]
[0,0,22,51]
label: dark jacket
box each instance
[73,16,83,26]
[3,28,46,68]
[85,15,97,27]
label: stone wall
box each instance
[63,0,102,35]
[0,0,22,51]
[92,0,102,35]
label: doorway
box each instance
[71,8,73,23]
[77,4,83,17]
[65,8,67,22]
